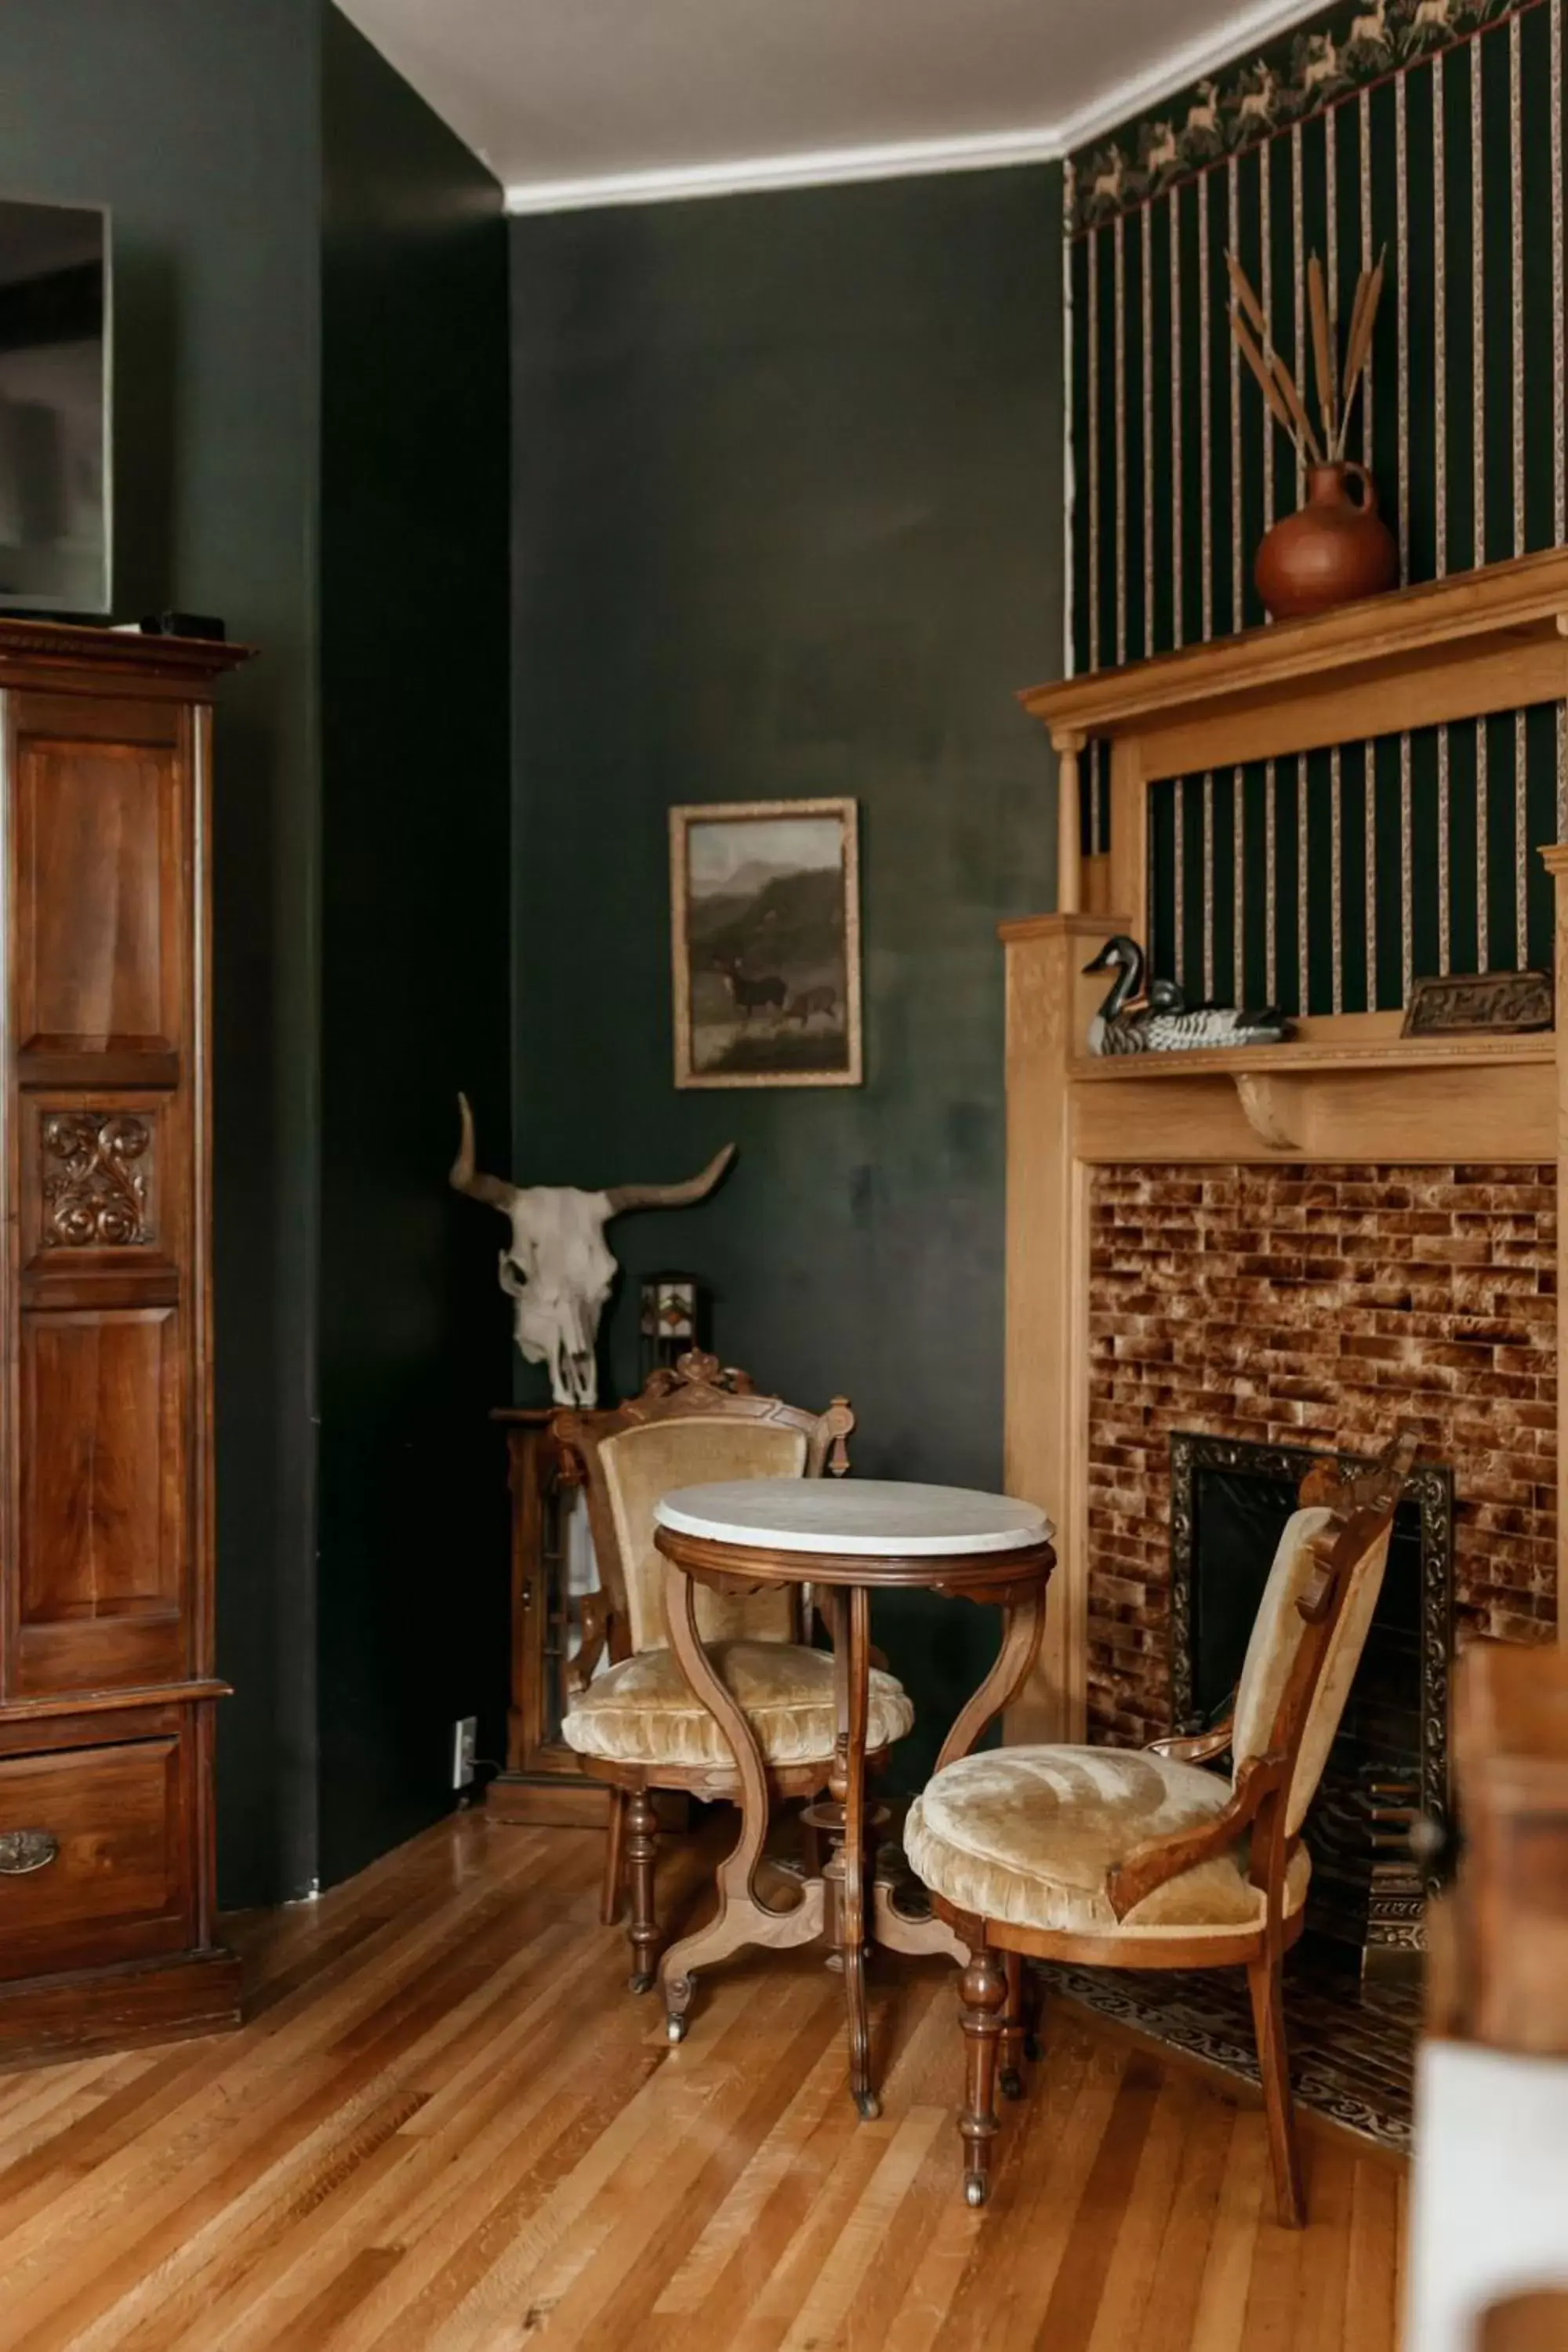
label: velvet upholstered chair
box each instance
[553,1351,915,1991]
[905,1427,1416,2222]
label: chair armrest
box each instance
[1105,1752,1282,1922]
[566,1593,612,1697]
[1145,1719,1234,1766]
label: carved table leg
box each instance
[833,1584,879,2120]
[933,1586,1047,1776]
[659,1563,823,2041]
[866,1585,1049,1973]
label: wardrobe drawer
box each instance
[0,1737,187,1980]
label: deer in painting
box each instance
[715,956,786,1021]
[786,985,837,1029]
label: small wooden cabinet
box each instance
[485,1410,609,1824]
[0,619,247,2065]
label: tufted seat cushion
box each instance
[904,1744,1310,1939]
[561,1641,915,1771]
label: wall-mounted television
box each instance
[0,198,110,617]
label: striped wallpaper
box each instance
[1066,0,1566,1014]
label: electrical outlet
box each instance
[451,1716,477,1791]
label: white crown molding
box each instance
[502,0,1341,216]
[503,123,1062,214]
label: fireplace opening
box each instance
[1170,1433,1453,1976]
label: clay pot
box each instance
[1254,461,1399,622]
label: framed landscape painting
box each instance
[670,798,862,1089]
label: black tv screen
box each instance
[0,198,109,616]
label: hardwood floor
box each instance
[0,1814,1406,2351]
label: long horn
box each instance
[604,1142,736,1216]
[450,1092,519,1215]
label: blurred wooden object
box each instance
[1479,2292,1568,2351]
[1406,1644,1568,2351]
[1449,1642,1568,2052]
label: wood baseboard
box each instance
[484,1775,691,1832]
[0,1947,242,2071]
[485,1774,611,1827]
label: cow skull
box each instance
[450,1094,735,1408]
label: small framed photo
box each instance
[670,797,862,1090]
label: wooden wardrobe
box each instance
[0,619,247,2065]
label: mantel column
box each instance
[1053,732,1085,915]
[999,909,1126,1743]
[1541,843,1568,1648]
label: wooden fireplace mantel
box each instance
[1021,544,1568,920]
[1003,554,1568,1744]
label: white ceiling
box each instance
[336,0,1331,211]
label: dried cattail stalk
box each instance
[1230,308,1298,442]
[1225,249,1269,343]
[1232,243,1387,474]
[1341,271,1371,403]
[1308,253,1337,442]
[1334,248,1385,459]
[1271,349,1326,466]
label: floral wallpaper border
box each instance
[1069,0,1530,231]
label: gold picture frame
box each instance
[670,797,862,1090]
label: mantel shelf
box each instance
[1022,545,1568,748]
[1068,1030,1555,1084]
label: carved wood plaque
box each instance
[1401,971,1554,1038]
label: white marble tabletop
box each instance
[653,1477,1054,1558]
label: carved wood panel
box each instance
[13,722,183,1056]
[41,1110,154,1249]
[19,1308,184,1630]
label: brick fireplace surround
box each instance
[1085,1162,1558,1748]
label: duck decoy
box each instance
[1083,935,1293,1055]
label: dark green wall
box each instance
[318,11,512,1886]
[511,171,1063,1784]
[0,2,512,1907]
[0,0,323,1907]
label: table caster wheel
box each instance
[964,2174,988,2209]
[629,1970,655,1994]
[666,2013,688,2045]
[999,2067,1025,2101]
[855,2090,881,2122]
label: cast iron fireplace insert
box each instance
[1168,1432,1452,1971]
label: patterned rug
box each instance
[1042,1933,1418,2151]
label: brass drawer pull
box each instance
[0,1830,59,1875]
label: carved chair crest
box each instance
[552,1352,855,1683]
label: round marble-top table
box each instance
[652,1477,1056,2119]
